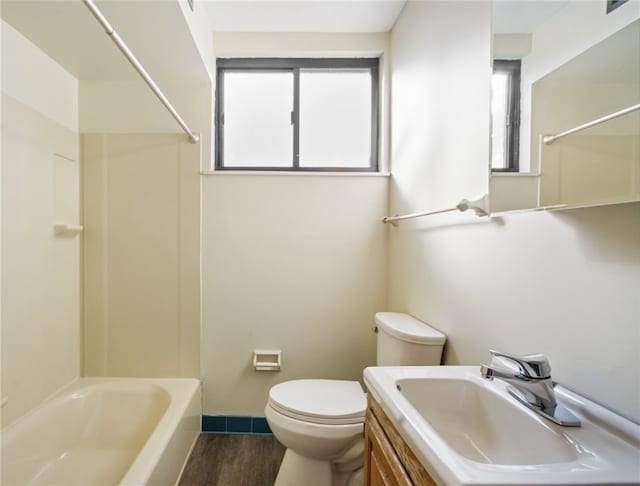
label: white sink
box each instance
[397,376,579,465]
[364,366,640,486]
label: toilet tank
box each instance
[375,312,446,366]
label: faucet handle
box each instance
[489,350,551,378]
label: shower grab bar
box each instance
[82,0,199,144]
[382,195,489,226]
[543,103,640,145]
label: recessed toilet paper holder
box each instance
[253,349,282,371]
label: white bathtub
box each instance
[1,378,201,486]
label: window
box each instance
[491,60,521,172]
[215,58,379,171]
[607,0,629,13]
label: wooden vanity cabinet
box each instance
[364,395,437,486]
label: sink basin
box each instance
[397,377,578,465]
[364,366,640,486]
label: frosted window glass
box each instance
[224,72,293,167]
[491,73,508,169]
[299,71,371,168]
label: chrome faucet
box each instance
[481,350,581,427]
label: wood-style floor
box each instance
[179,434,286,486]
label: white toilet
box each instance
[265,312,446,486]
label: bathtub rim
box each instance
[1,377,201,486]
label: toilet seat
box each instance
[268,379,366,426]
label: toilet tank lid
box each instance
[375,312,446,345]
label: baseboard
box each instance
[202,415,272,435]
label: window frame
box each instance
[215,57,380,172]
[491,59,521,173]
[606,0,628,14]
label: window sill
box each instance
[491,172,540,178]
[201,170,391,177]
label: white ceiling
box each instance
[1,0,573,83]
[492,1,568,34]
[203,1,407,32]
[204,0,569,34]
[1,1,209,82]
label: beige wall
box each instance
[389,2,640,422]
[202,174,387,415]
[489,174,540,212]
[178,0,215,79]
[0,22,78,133]
[390,2,490,215]
[1,21,80,426]
[79,81,213,171]
[82,134,200,378]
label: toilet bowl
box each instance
[265,379,366,486]
[266,313,446,486]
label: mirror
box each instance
[489,1,640,213]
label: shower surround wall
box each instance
[82,134,200,378]
[1,0,208,426]
[1,21,80,426]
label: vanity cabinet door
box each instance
[365,395,439,486]
[365,408,412,486]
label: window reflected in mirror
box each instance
[489,1,638,214]
[491,60,521,172]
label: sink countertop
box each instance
[364,366,640,486]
